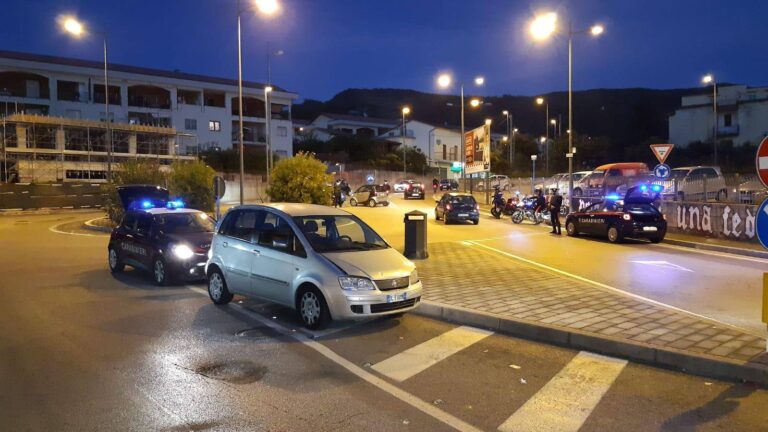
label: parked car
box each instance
[661,166,728,202]
[734,178,767,204]
[477,175,510,191]
[538,171,591,195]
[349,184,390,207]
[572,163,650,197]
[205,204,422,329]
[394,178,417,193]
[439,178,459,191]
[565,185,667,244]
[434,193,479,225]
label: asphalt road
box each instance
[346,193,768,337]
[1,207,767,431]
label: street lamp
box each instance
[502,110,513,166]
[402,106,410,177]
[60,15,112,181]
[264,85,273,185]
[436,72,485,191]
[702,74,718,165]
[536,97,549,175]
[237,0,280,205]
[530,154,538,194]
[469,98,481,108]
[529,11,604,200]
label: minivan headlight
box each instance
[172,244,194,260]
[409,270,419,285]
[338,276,375,291]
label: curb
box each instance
[0,208,101,217]
[83,217,114,233]
[663,238,768,260]
[415,300,768,386]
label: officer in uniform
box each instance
[549,188,563,235]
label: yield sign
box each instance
[756,136,768,188]
[650,144,674,164]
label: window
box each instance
[724,113,732,127]
[257,211,295,253]
[220,210,257,242]
[121,212,138,231]
[136,214,153,235]
[209,120,221,132]
[185,119,197,130]
[293,215,387,253]
[277,126,288,137]
[442,144,447,160]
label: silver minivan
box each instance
[205,203,422,329]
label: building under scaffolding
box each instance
[0,114,196,183]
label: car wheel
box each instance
[383,202,390,206]
[350,198,358,207]
[566,221,578,237]
[108,247,124,273]
[298,287,330,330]
[153,257,170,286]
[716,189,727,202]
[473,219,479,225]
[607,226,623,244]
[368,199,376,208]
[208,268,233,305]
[435,211,441,221]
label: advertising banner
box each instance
[464,124,491,175]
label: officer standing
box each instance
[549,188,563,235]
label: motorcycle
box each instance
[491,192,520,219]
[511,197,543,225]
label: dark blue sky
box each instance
[2,0,766,101]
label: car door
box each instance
[216,209,258,295]
[251,210,296,306]
[436,194,447,218]
[578,203,602,235]
[116,211,139,266]
[132,213,155,269]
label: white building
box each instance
[377,120,462,176]
[303,113,398,141]
[669,85,768,147]
[0,50,298,157]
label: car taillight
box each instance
[446,204,452,210]
[663,214,667,220]
[475,204,480,210]
[622,213,631,221]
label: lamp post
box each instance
[529,11,603,200]
[401,106,410,177]
[702,74,718,166]
[531,154,537,194]
[502,110,513,166]
[536,97,549,176]
[236,0,280,205]
[436,73,484,191]
[264,85,273,184]
[61,16,111,182]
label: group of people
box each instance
[332,179,351,208]
[532,188,564,235]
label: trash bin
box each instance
[403,210,428,259]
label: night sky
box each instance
[1,0,766,101]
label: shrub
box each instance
[267,152,333,205]
[103,159,166,223]
[168,161,216,212]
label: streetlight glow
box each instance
[513,128,519,133]
[702,74,714,84]
[530,12,557,41]
[402,106,411,115]
[550,119,557,125]
[536,97,544,105]
[265,86,273,93]
[62,16,84,37]
[474,76,485,86]
[470,98,481,108]
[590,25,604,36]
[502,110,509,115]
[485,118,492,125]
[437,73,452,88]
[503,136,508,142]
[255,0,280,16]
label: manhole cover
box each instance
[194,360,267,384]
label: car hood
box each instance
[322,248,415,280]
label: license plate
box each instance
[458,213,468,217]
[643,226,658,232]
[411,193,420,196]
[386,292,407,303]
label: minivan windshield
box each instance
[293,215,388,252]
[154,212,215,234]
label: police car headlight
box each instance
[172,244,194,260]
[338,276,375,291]
[409,270,419,285]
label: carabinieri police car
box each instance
[107,185,214,285]
[565,185,667,244]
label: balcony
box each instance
[128,85,171,109]
[717,125,739,137]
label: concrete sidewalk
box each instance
[413,241,768,385]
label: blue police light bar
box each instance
[640,185,648,192]
[605,194,621,200]
[140,200,153,209]
[651,184,663,193]
[166,199,185,209]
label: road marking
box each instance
[372,326,493,382]
[48,221,106,237]
[465,240,766,338]
[630,260,694,272]
[498,351,626,432]
[651,242,768,264]
[185,285,483,432]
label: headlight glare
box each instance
[409,270,419,285]
[172,244,194,260]
[338,276,375,291]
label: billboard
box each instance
[464,123,491,174]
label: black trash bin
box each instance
[403,210,428,259]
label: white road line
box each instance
[498,351,627,432]
[372,326,493,382]
[466,240,767,338]
[651,242,768,264]
[48,222,106,237]
[185,285,483,432]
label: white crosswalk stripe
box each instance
[497,351,627,432]
[372,325,493,382]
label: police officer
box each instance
[549,188,563,235]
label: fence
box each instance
[0,183,105,210]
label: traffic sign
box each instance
[756,197,768,250]
[756,136,768,188]
[653,163,671,179]
[650,144,674,164]
[366,174,375,185]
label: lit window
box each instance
[209,120,221,132]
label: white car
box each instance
[661,166,728,201]
[540,171,591,195]
[206,203,422,329]
[477,175,510,191]
[394,179,416,193]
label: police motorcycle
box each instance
[511,195,543,225]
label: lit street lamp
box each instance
[529,11,604,200]
[60,16,112,181]
[702,74,718,165]
[502,110,514,166]
[264,85,273,185]
[401,106,410,177]
[536,97,549,175]
[531,154,538,194]
[237,0,280,205]
[436,72,485,191]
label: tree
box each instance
[168,161,217,212]
[103,159,166,223]
[267,152,333,205]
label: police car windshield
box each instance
[154,213,214,234]
[294,215,388,252]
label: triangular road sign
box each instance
[650,144,674,164]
